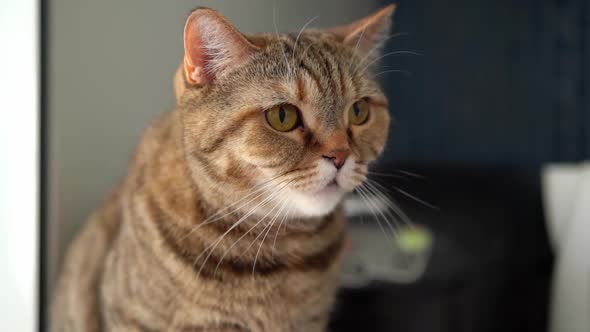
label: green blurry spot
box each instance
[395,226,433,253]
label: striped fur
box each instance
[52,5,395,332]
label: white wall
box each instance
[47,0,379,300]
[0,0,39,330]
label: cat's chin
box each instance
[288,183,346,217]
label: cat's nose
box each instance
[323,149,350,169]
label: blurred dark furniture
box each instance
[329,167,552,332]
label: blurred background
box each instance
[17,0,590,331]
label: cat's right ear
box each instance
[183,8,258,86]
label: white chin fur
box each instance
[289,188,346,217]
[287,157,360,217]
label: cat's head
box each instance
[176,5,395,218]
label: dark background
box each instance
[330,1,589,331]
[383,0,589,168]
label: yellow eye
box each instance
[349,99,370,125]
[265,104,300,132]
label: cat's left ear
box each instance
[183,7,259,85]
[328,4,396,58]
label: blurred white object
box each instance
[0,0,39,330]
[543,162,590,332]
[0,0,39,329]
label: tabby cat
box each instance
[51,4,395,331]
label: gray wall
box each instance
[47,0,379,297]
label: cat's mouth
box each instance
[289,176,346,217]
[311,179,340,196]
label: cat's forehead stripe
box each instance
[280,35,351,127]
[296,77,306,102]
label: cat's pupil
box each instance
[279,107,286,123]
[353,104,361,117]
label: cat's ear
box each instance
[328,4,396,57]
[183,8,258,85]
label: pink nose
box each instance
[322,149,350,169]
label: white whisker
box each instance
[351,26,367,56]
[213,194,289,276]
[364,180,414,227]
[355,185,394,247]
[180,175,290,241]
[396,169,426,179]
[358,184,397,236]
[291,15,319,65]
[374,69,413,78]
[271,201,295,261]
[369,170,425,179]
[273,2,293,77]
[356,50,423,77]
[367,171,407,179]
[352,32,411,73]
[360,182,404,230]
[252,196,290,274]
[347,25,368,72]
[394,187,439,210]
[195,179,294,276]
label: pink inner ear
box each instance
[182,8,259,85]
[187,35,205,68]
[184,30,211,85]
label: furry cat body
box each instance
[52,5,394,332]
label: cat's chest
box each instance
[172,272,339,332]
